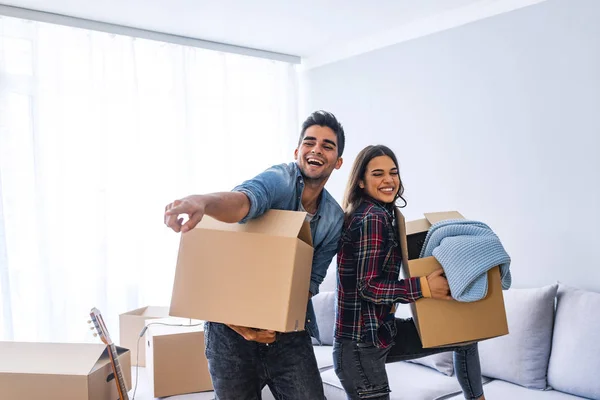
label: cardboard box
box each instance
[398,210,509,348]
[169,209,314,332]
[145,317,212,397]
[119,305,170,366]
[0,341,131,400]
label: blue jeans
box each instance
[333,318,484,400]
[205,322,325,400]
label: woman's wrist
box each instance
[419,276,432,298]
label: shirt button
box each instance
[307,319,311,323]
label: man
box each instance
[164,110,346,399]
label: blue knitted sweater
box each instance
[420,219,511,302]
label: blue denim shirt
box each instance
[233,162,344,341]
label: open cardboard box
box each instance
[398,210,509,348]
[145,317,212,397]
[119,305,170,366]
[169,209,314,332]
[0,341,131,400]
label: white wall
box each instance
[303,0,600,291]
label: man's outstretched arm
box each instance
[164,192,250,233]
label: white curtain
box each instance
[0,15,299,343]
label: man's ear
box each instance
[335,157,343,170]
[294,148,299,160]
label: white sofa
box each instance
[298,283,600,400]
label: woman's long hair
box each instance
[342,145,406,220]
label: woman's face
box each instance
[360,155,400,204]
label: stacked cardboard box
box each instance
[119,305,170,366]
[0,341,131,399]
[145,317,212,397]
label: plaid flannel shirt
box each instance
[335,197,423,348]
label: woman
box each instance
[334,145,486,400]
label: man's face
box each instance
[294,125,343,183]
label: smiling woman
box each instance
[359,155,400,204]
[0,14,298,343]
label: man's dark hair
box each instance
[298,110,345,157]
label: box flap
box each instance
[121,306,149,316]
[140,306,170,317]
[89,345,129,374]
[405,218,432,236]
[394,209,409,264]
[194,209,312,246]
[423,211,465,225]
[298,219,312,246]
[0,342,105,375]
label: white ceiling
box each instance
[0,0,546,66]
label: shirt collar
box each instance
[293,162,323,220]
[362,196,396,220]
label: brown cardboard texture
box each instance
[145,317,212,397]
[169,209,314,332]
[398,210,509,348]
[119,305,169,366]
[0,341,131,400]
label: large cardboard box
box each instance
[0,341,131,400]
[399,210,509,348]
[169,209,314,332]
[119,305,170,366]
[145,317,212,397]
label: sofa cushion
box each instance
[445,380,586,399]
[312,291,336,345]
[394,304,455,376]
[321,360,485,400]
[547,285,600,400]
[478,284,557,389]
[312,344,334,371]
[407,352,454,377]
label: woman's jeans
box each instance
[333,318,484,400]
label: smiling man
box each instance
[164,110,345,400]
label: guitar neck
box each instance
[108,343,129,400]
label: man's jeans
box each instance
[205,322,325,400]
[333,318,484,400]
